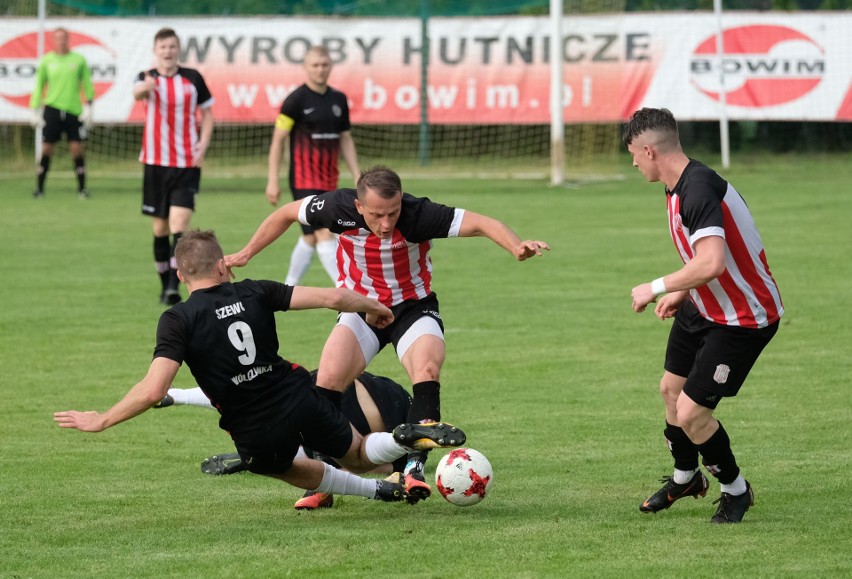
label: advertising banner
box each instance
[1,13,850,124]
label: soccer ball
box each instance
[434,448,493,507]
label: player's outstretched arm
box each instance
[289,286,394,328]
[458,211,550,261]
[225,201,302,272]
[53,358,179,432]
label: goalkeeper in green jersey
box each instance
[29,28,95,199]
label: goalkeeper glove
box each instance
[79,103,93,129]
[30,107,45,129]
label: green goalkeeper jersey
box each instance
[29,51,94,116]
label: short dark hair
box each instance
[357,165,402,200]
[305,45,330,60]
[622,107,679,147]
[154,28,179,45]
[174,230,223,280]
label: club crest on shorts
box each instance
[713,364,730,384]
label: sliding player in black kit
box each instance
[55,230,466,506]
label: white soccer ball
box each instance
[435,448,493,507]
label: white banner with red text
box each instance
[1,12,850,124]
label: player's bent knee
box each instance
[659,373,685,402]
[675,402,713,438]
[333,431,370,474]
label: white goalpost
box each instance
[714,0,731,170]
[550,0,564,186]
[34,0,46,162]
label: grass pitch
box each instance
[1,155,851,577]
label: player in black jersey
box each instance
[54,230,466,506]
[266,45,360,287]
[159,371,413,510]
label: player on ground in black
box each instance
[625,108,783,523]
[54,230,465,505]
[266,45,360,286]
[29,27,94,199]
[159,371,413,510]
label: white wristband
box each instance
[651,277,667,296]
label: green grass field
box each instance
[2,156,851,577]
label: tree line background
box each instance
[2,0,851,16]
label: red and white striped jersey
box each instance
[298,189,465,307]
[666,160,783,329]
[135,67,213,168]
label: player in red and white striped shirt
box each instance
[625,108,783,524]
[133,28,214,306]
[226,165,549,498]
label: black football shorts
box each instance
[142,165,200,218]
[232,386,354,475]
[42,105,85,143]
[664,300,778,409]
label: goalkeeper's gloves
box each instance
[79,103,93,129]
[30,107,45,129]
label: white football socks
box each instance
[316,238,339,284]
[721,475,748,496]
[167,387,214,408]
[313,462,378,498]
[673,468,699,484]
[364,432,408,465]
[284,237,316,286]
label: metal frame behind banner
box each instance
[35,0,46,162]
[715,0,730,169]
[418,0,430,166]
